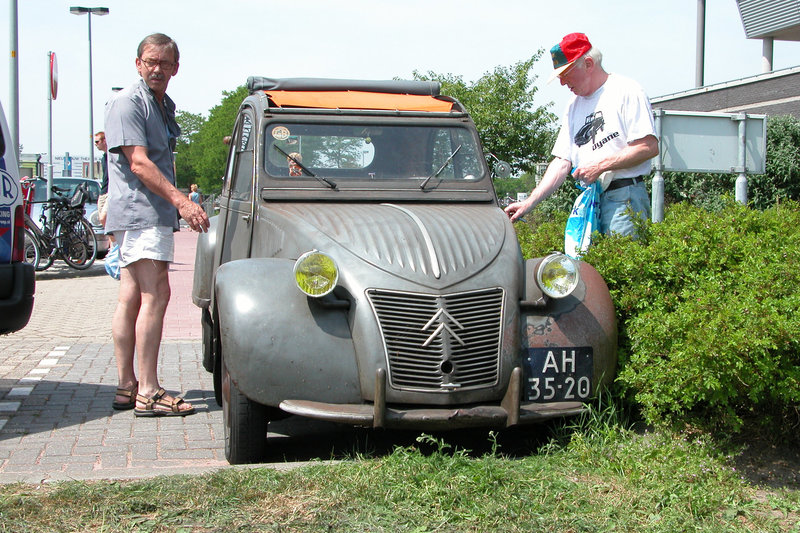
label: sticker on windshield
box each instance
[271,126,290,141]
[240,114,253,151]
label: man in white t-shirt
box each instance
[505,33,659,237]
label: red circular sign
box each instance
[50,52,58,100]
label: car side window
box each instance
[230,110,255,202]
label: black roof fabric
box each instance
[247,77,441,96]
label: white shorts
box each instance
[114,226,174,268]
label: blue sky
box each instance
[3,0,800,160]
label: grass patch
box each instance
[1,403,797,532]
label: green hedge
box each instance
[516,199,800,432]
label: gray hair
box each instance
[137,33,180,63]
[585,47,603,69]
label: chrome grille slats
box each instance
[367,287,503,392]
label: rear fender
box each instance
[215,258,361,407]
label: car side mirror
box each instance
[494,160,512,179]
[486,153,512,179]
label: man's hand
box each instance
[178,198,210,233]
[573,135,659,184]
[571,163,602,184]
[504,157,572,222]
[504,197,532,223]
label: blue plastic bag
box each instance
[564,182,600,259]
[104,243,121,280]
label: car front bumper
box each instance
[279,367,586,430]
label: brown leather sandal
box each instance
[112,382,138,410]
[134,388,195,417]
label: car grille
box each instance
[367,288,504,392]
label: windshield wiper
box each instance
[273,145,337,190]
[419,144,462,190]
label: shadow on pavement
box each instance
[32,262,110,281]
[0,378,218,442]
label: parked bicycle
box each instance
[20,177,98,271]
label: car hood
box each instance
[270,203,510,288]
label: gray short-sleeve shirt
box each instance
[104,78,181,232]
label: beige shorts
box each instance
[114,226,174,268]
[97,193,109,218]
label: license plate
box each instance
[523,347,593,402]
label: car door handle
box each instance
[241,214,251,224]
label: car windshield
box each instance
[31,179,100,203]
[264,123,485,182]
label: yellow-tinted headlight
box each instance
[536,253,580,299]
[294,251,339,297]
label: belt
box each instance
[605,176,643,192]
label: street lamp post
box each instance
[69,6,108,182]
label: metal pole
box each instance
[762,37,774,73]
[695,0,705,88]
[47,52,54,205]
[87,12,95,181]
[651,109,665,222]
[735,113,748,204]
[9,0,19,157]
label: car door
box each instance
[219,107,256,264]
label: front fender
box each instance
[215,258,361,407]
[521,258,618,393]
[192,215,220,309]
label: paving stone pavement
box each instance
[0,229,229,483]
[0,228,409,484]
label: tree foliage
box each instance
[174,86,248,194]
[413,52,558,175]
[175,110,204,189]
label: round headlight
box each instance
[536,253,580,299]
[88,209,100,226]
[294,251,339,297]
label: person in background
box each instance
[94,131,113,242]
[104,32,209,416]
[288,152,303,176]
[189,184,203,207]
[505,32,658,238]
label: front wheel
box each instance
[57,218,97,270]
[221,351,269,464]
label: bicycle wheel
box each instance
[22,227,42,270]
[56,217,97,270]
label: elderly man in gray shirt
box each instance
[105,33,209,417]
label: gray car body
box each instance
[193,79,617,446]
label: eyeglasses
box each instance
[94,138,105,144]
[139,58,176,71]
[558,58,588,81]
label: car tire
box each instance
[213,348,222,408]
[221,352,269,464]
[203,307,223,406]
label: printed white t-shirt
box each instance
[552,73,657,179]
